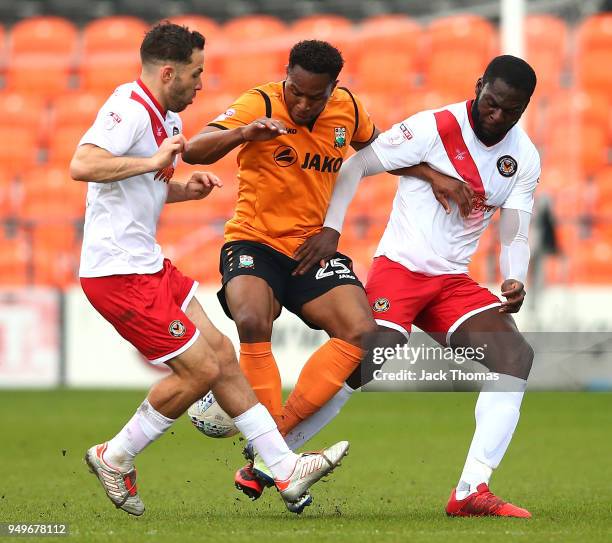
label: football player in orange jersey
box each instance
[183,40,472,502]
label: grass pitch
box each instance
[0,390,610,542]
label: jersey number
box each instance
[315,258,352,280]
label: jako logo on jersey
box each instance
[334,126,346,148]
[301,153,343,173]
[173,127,179,136]
[169,320,186,337]
[372,298,390,312]
[238,255,254,268]
[273,145,298,167]
[497,155,518,177]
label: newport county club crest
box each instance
[169,319,186,338]
[497,155,518,178]
[334,126,346,148]
[372,298,390,312]
[173,127,179,136]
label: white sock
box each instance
[456,373,527,499]
[285,382,355,451]
[233,403,298,481]
[104,399,175,472]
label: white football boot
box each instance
[84,443,145,516]
[273,441,350,513]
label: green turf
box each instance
[0,391,610,542]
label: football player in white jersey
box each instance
[70,22,350,516]
[288,55,541,517]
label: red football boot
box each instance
[446,483,531,518]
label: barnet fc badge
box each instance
[334,126,346,148]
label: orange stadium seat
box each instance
[79,53,141,96]
[166,14,221,38]
[30,223,81,287]
[357,15,424,72]
[544,90,610,141]
[575,50,612,95]
[5,17,78,98]
[592,167,612,216]
[400,89,458,118]
[574,13,612,54]
[290,15,356,76]
[223,15,286,39]
[546,123,609,178]
[0,92,47,137]
[0,127,40,178]
[219,48,286,94]
[49,91,107,133]
[0,225,29,286]
[0,173,17,218]
[46,126,90,168]
[426,51,488,101]
[354,48,418,95]
[82,16,149,56]
[354,92,401,131]
[525,15,568,95]
[18,167,86,221]
[426,15,498,63]
[181,92,237,137]
[570,238,612,284]
[156,222,224,281]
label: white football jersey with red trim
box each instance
[78,80,181,277]
[370,100,540,276]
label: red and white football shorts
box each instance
[81,259,200,364]
[366,256,501,345]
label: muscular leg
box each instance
[106,296,298,480]
[225,276,283,419]
[450,307,534,499]
[278,285,377,436]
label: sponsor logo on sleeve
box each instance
[387,123,413,146]
[104,112,122,130]
[497,155,518,177]
[213,108,236,122]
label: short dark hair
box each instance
[482,55,537,97]
[140,22,205,65]
[288,40,344,80]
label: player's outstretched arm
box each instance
[166,172,223,203]
[292,146,385,275]
[70,135,185,183]
[183,118,287,165]
[499,207,532,313]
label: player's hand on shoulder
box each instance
[185,171,223,200]
[153,134,186,170]
[241,117,287,142]
[499,279,526,313]
[292,227,340,276]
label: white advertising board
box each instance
[0,288,60,387]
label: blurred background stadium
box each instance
[0,0,611,388]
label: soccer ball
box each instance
[188,391,238,438]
